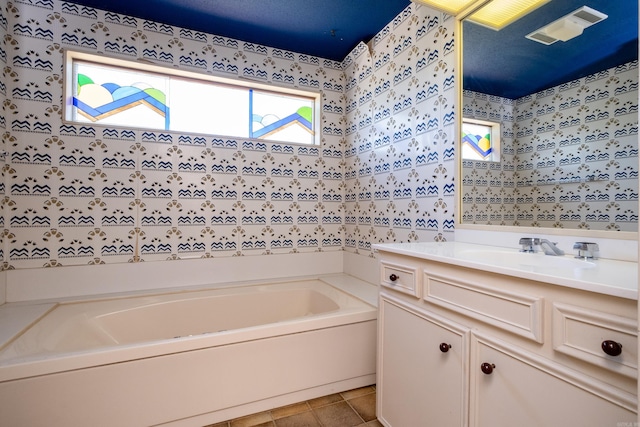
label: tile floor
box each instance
[205,385,381,427]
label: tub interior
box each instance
[98,286,340,343]
[0,280,373,364]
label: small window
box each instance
[461,118,501,162]
[65,50,320,145]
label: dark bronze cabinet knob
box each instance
[439,343,451,353]
[389,274,398,282]
[480,362,495,375]
[601,340,623,357]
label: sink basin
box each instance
[458,250,597,270]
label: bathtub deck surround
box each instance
[0,280,374,365]
[0,275,378,427]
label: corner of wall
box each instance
[0,270,6,305]
[342,251,378,285]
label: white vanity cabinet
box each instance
[376,248,638,427]
[470,332,635,426]
[378,295,468,426]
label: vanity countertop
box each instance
[373,242,638,300]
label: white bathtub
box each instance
[0,278,377,426]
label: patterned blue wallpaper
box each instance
[343,7,456,255]
[0,1,457,272]
[2,0,347,269]
[462,61,638,231]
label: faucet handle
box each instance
[519,237,538,253]
[573,242,599,259]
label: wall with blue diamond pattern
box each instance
[0,0,457,276]
[2,0,349,270]
[461,62,638,231]
[342,8,457,253]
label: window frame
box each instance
[63,49,322,146]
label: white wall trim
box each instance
[6,252,344,303]
[0,271,6,305]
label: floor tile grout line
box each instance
[344,398,368,425]
[346,389,377,422]
[317,399,364,427]
[275,389,373,427]
[216,386,377,427]
[309,406,324,427]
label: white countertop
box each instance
[373,242,638,300]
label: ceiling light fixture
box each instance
[526,6,608,45]
[409,0,485,16]
[466,0,551,30]
[411,0,550,30]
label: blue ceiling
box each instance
[463,0,638,99]
[64,0,637,99]
[64,0,410,61]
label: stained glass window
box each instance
[461,118,501,161]
[251,91,314,145]
[73,63,170,130]
[65,51,319,145]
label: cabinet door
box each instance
[470,332,637,427]
[378,296,468,427]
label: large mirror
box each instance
[459,0,638,235]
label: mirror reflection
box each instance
[461,0,638,232]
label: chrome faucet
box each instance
[519,237,564,256]
[538,239,564,256]
[573,242,599,260]
[519,237,538,253]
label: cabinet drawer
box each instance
[380,261,420,297]
[553,303,638,379]
[423,273,544,343]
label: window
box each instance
[461,118,501,161]
[65,50,320,145]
